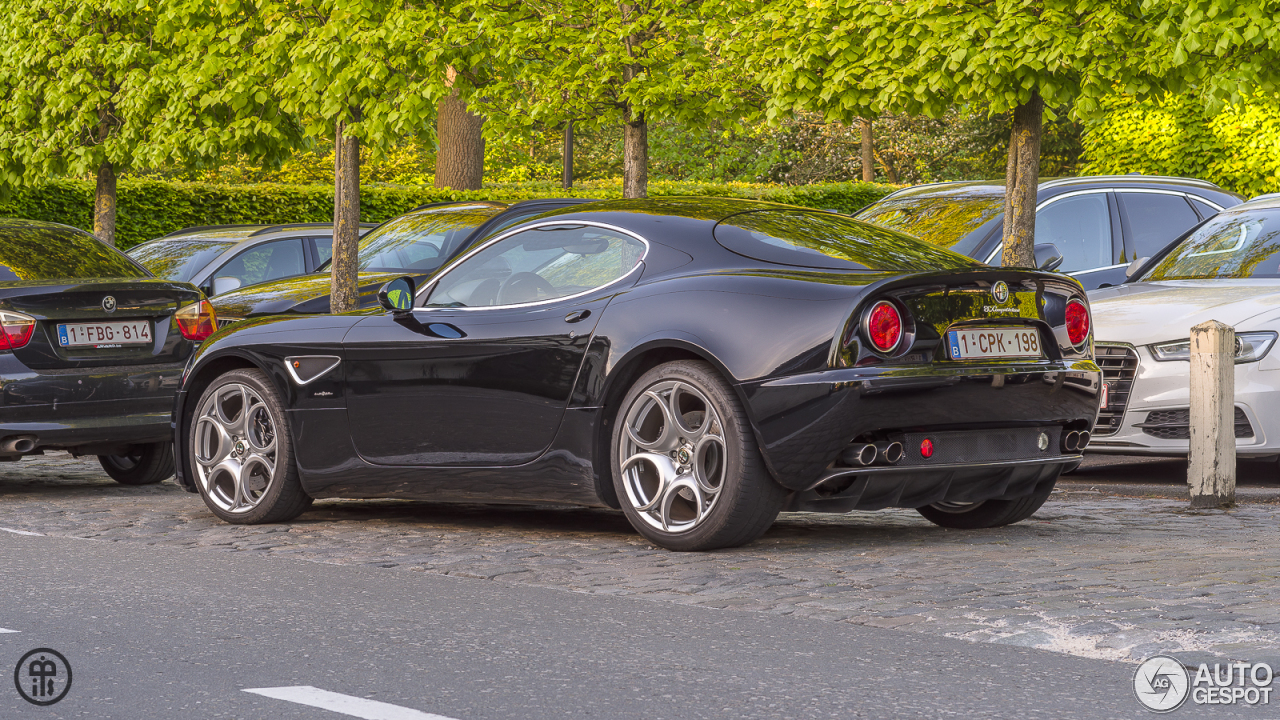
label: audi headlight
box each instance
[1150,331,1278,364]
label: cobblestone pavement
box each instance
[3,453,1279,669]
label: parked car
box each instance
[127,222,378,297]
[209,199,596,326]
[856,175,1244,289]
[1088,194,1280,457]
[0,219,215,484]
[173,198,1100,551]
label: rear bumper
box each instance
[1,356,182,454]
[742,359,1101,491]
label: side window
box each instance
[212,239,306,291]
[425,225,645,308]
[1119,193,1201,259]
[1035,193,1113,272]
[1190,198,1220,221]
[309,237,333,269]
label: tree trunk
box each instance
[623,110,648,199]
[93,160,117,247]
[562,120,574,190]
[860,118,874,183]
[331,116,361,314]
[874,150,898,184]
[435,90,485,190]
[1001,91,1044,268]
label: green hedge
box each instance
[0,178,896,250]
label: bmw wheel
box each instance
[611,360,785,551]
[189,368,312,524]
[916,480,1057,529]
[97,442,174,485]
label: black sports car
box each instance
[1,219,214,484]
[173,198,1101,551]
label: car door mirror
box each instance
[211,276,242,296]
[1033,243,1064,272]
[378,276,416,314]
[1125,257,1150,280]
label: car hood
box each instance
[210,271,409,318]
[1089,279,1280,345]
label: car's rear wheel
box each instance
[97,442,174,485]
[189,368,312,524]
[611,360,786,551]
[916,480,1057,529]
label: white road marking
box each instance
[0,628,19,633]
[0,527,42,536]
[243,687,460,720]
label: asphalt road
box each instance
[0,531,1271,720]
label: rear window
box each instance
[129,239,234,281]
[857,194,1003,256]
[713,210,980,272]
[0,223,147,281]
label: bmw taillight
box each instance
[175,300,217,341]
[0,310,36,350]
[1065,299,1090,346]
[865,300,903,353]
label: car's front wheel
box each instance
[97,442,174,485]
[916,480,1057,529]
[611,360,786,551]
[189,368,312,524]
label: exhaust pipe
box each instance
[841,443,878,467]
[1076,431,1090,450]
[1,435,37,454]
[875,441,905,465]
[1062,431,1080,452]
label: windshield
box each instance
[714,210,980,272]
[343,205,505,273]
[129,239,233,281]
[1141,210,1280,280]
[0,223,148,281]
[857,194,1002,256]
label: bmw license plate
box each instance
[57,320,152,348]
[947,327,1041,360]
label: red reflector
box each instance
[920,438,934,459]
[1065,299,1090,346]
[0,310,36,350]
[175,300,218,342]
[866,301,902,352]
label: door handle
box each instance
[564,309,591,323]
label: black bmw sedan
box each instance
[1,219,214,483]
[173,198,1101,551]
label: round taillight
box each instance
[1065,299,1090,346]
[920,438,934,459]
[866,301,903,353]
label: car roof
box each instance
[1223,194,1280,213]
[158,222,381,240]
[875,174,1235,204]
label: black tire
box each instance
[188,368,312,524]
[97,442,174,485]
[611,360,786,551]
[916,479,1057,529]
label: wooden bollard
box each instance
[1188,320,1236,508]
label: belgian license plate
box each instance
[947,327,1041,360]
[57,320,152,347]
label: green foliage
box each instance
[736,0,1173,123]
[1081,93,1280,196]
[0,178,894,250]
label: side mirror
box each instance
[1034,243,1064,272]
[211,276,242,296]
[1125,257,1150,280]
[378,276,416,314]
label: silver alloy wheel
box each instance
[619,379,727,532]
[930,500,983,513]
[193,382,278,514]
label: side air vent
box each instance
[283,355,341,386]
